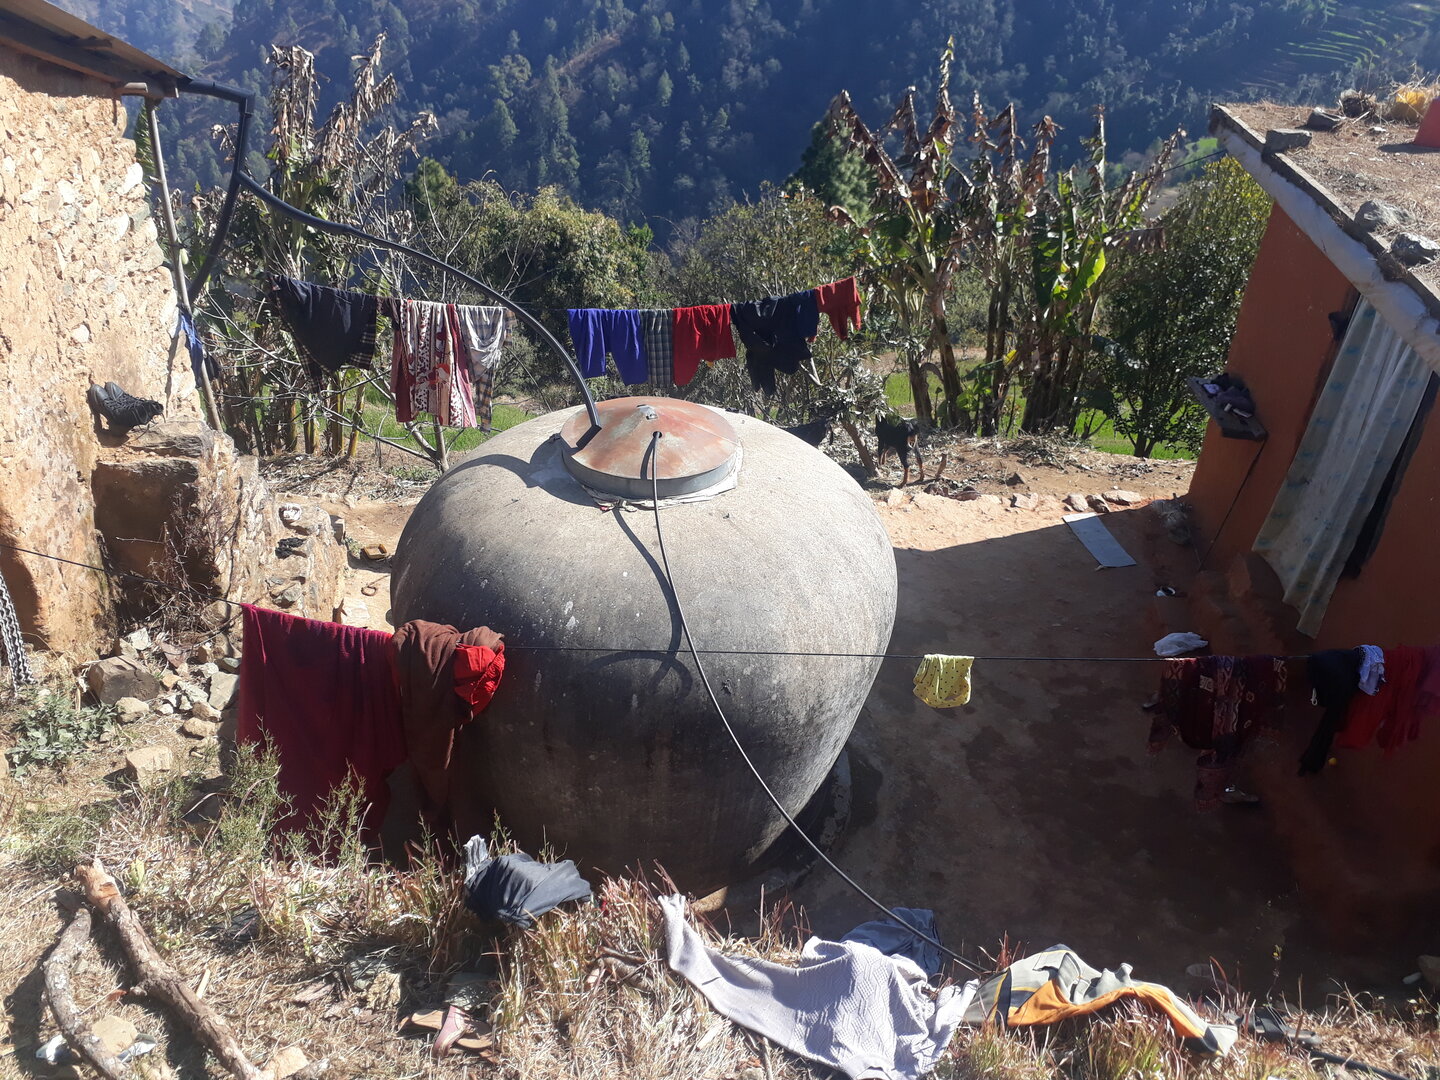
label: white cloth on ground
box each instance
[659,894,973,1080]
[1154,632,1208,657]
[1358,644,1385,695]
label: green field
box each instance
[357,384,533,461]
[882,372,1189,460]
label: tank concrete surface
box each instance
[391,406,896,894]
[781,493,1346,990]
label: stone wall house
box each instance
[0,5,344,658]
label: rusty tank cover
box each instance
[559,396,739,499]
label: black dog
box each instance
[782,415,834,447]
[875,413,924,486]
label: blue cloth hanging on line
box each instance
[178,311,220,384]
[567,308,646,383]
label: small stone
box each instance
[1306,107,1343,131]
[117,162,144,195]
[275,584,303,608]
[1005,472,1024,486]
[191,641,215,665]
[1063,493,1089,513]
[884,488,909,507]
[331,516,346,543]
[123,628,152,652]
[124,746,174,785]
[189,700,220,722]
[196,662,220,681]
[1104,489,1145,506]
[208,671,239,710]
[1392,232,1440,267]
[1086,494,1111,513]
[265,1045,309,1079]
[91,1015,137,1055]
[114,697,149,723]
[1356,200,1408,231]
[337,597,371,627]
[181,718,218,739]
[157,702,175,715]
[1011,493,1039,510]
[86,656,160,705]
[219,656,241,674]
[1264,128,1313,153]
[955,489,984,500]
[69,322,90,343]
[278,502,303,525]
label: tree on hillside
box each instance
[787,121,873,220]
[1092,157,1271,456]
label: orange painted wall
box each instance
[1187,204,1354,571]
[1186,202,1440,948]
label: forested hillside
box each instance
[74,0,1439,229]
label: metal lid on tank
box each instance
[559,396,740,499]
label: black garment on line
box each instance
[462,835,592,929]
[731,290,820,395]
[270,275,380,384]
[1298,648,1363,776]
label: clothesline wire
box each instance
[0,537,1317,663]
[642,429,984,976]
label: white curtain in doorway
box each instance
[1253,300,1431,636]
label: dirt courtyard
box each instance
[324,442,1388,998]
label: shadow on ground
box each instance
[778,505,1367,993]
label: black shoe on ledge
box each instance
[87,381,163,433]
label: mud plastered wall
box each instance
[0,43,201,653]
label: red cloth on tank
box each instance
[236,604,405,837]
[813,277,863,339]
[671,305,735,385]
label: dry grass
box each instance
[0,703,1436,1079]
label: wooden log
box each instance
[75,858,264,1080]
[43,905,128,1079]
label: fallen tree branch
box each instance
[75,858,264,1080]
[43,905,128,1079]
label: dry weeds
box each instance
[0,693,1436,1079]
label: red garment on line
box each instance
[1412,645,1440,719]
[813,277,863,339]
[671,305,735,385]
[1337,644,1425,752]
[237,604,405,837]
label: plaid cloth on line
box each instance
[456,305,509,432]
[640,309,674,386]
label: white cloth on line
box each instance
[659,894,974,1080]
[1358,643,1385,695]
[1154,632,1208,657]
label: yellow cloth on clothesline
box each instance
[913,654,973,708]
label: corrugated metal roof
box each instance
[0,0,184,92]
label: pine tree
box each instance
[787,122,872,218]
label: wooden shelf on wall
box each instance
[1187,377,1268,441]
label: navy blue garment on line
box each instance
[567,308,646,383]
[731,289,820,395]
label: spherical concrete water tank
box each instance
[390,398,895,893]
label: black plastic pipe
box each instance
[176,78,255,302]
